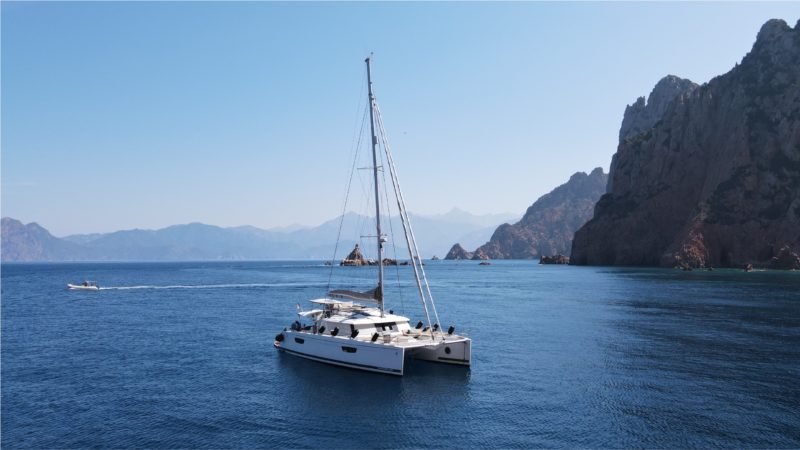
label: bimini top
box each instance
[310,298,353,306]
[297,309,323,318]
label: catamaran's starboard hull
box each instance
[406,338,471,366]
[275,331,405,375]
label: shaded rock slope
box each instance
[1,218,88,261]
[446,168,608,259]
[445,243,473,260]
[572,19,800,268]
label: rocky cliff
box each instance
[572,19,800,268]
[618,75,699,142]
[445,243,473,260]
[446,168,607,259]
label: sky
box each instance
[2,2,799,236]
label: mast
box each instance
[365,55,385,316]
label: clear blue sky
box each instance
[3,2,798,236]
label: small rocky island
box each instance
[540,254,570,265]
[339,244,423,266]
[340,244,370,266]
[445,243,474,260]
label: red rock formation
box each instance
[572,19,800,269]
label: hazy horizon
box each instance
[3,207,520,238]
[3,2,799,235]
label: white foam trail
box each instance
[100,282,326,291]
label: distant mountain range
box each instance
[0,209,517,262]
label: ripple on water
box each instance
[2,262,799,448]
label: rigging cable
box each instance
[373,101,438,338]
[377,128,405,316]
[375,103,443,333]
[327,75,368,292]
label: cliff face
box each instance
[618,75,699,142]
[455,168,607,259]
[572,19,800,268]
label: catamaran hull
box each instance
[406,339,471,366]
[275,331,406,375]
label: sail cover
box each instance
[328,286,381,303]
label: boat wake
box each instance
[100,282,326,291]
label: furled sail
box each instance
[328,286,381,303]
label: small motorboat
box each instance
[67,281,100,291]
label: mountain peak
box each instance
[2,217,83,261]
[444,243,473,260]
[756,18,791,43]
[589,167,605,177]
[619,75,698,142]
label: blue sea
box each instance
[2,261,799,448]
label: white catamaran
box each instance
[274,57,472,375]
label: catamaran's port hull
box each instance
[275,331,405,375]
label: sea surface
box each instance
[2,261,799,448]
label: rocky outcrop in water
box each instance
[769,245,800,270]
[445,243,473,260]
[540,254,570,265]
[572,19,800,269]
[462,168,607,259]
[341,244,368,266]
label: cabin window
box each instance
[294,337,305,344]
[341,346,357,353]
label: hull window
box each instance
[341,346,357,353]
[294,337,305,344]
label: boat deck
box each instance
[292,328,468,349]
